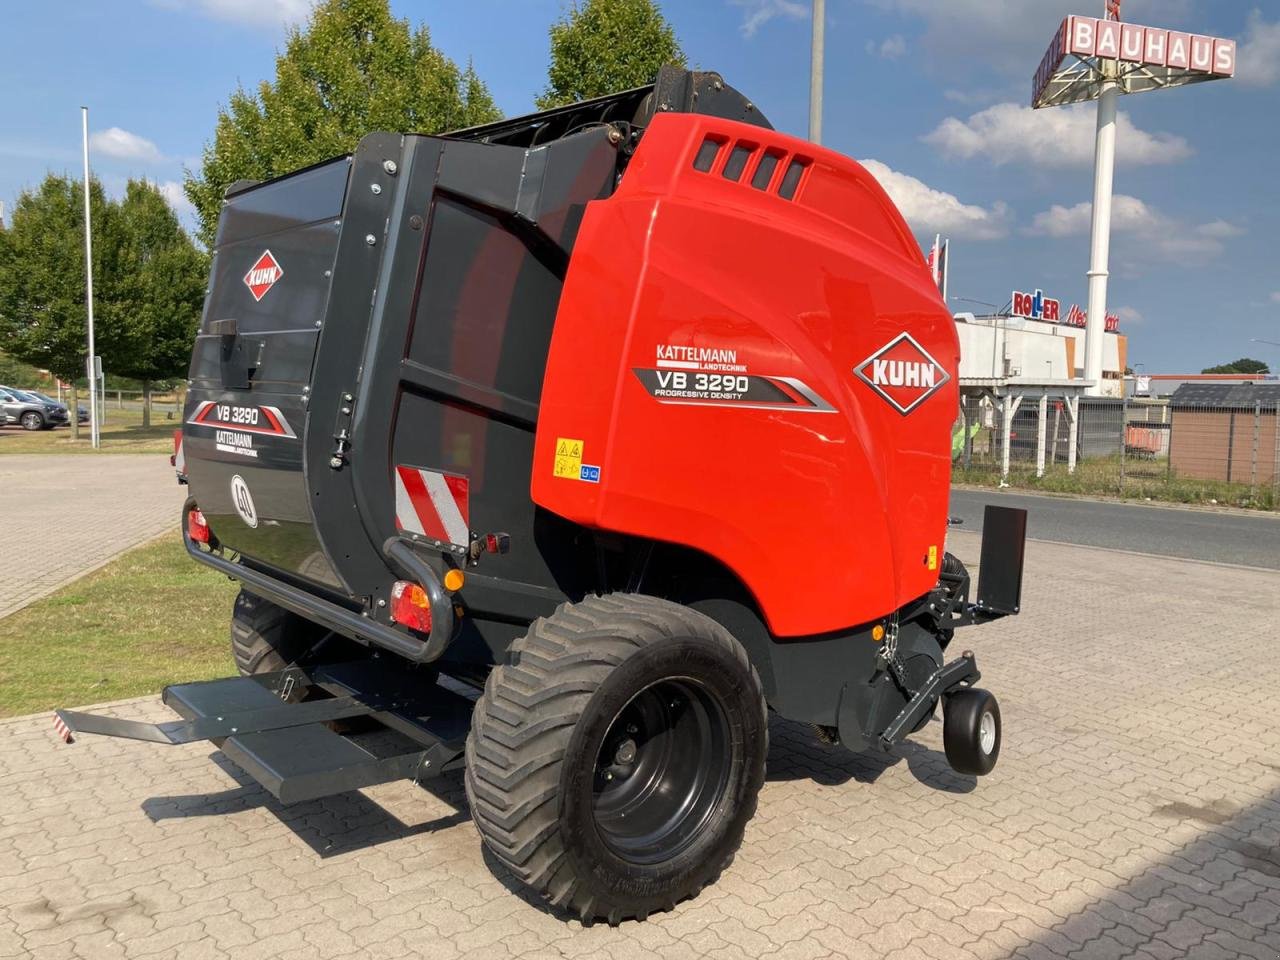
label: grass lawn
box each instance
[953,454,1276,511]
[0,533,239,717]
[0,406,179,455]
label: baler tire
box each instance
[943,687,1001,776]
[465,594,767,925]
[229,590,320,696]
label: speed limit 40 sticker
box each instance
[230,474,259,528]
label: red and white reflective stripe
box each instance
[174,434,186,473]
[394,466,470,547]
[52,714,73,744]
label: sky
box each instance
[2,0,1278,373]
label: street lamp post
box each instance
[809,0,824,144]
[80,106,99,449]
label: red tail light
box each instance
[390,580,432,633]
[187,508,210,544]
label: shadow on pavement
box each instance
[1008,784,1280,959]
[765,714,976,794]
[141,752,469,858]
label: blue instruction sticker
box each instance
[579,464,601,483]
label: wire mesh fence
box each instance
[50,386,185,422]
[953,395,1279,511]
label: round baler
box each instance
[55,68,1026,924]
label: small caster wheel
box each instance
[943,687,1000,776]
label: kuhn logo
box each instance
[243,250,283,302]
[854,333,951,415]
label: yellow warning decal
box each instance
[927,545,939,571]
[553,438,584,479]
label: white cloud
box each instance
[1113,306,1144,326]
[860,159,1010,241]
[1028,195,1243,262]
[943,88,1004,106]
[1269,292,1280,304]
[728,0,808,37]
[90,127,163,163]
[862,0,1192,65]
[925,102,1191,168]
[1238,11,1280,87]
[867,35,907,59]
[156,180,194,218]
[148,0,314,29]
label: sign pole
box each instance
[809,0,824,144]
[1083,68,1117,397]
[81,106,99,449]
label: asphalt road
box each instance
[950,488,1280,571]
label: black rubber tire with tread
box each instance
[230,590,321,685]
[943,687,1001,776]
[21,411,44,431]
[465,594,767,924]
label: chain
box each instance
[883,612,900,663]
[877,612,912,692]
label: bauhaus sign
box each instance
[1063,17,1235,74]
[1034,15,1236,108]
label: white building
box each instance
[954,313,1127,397]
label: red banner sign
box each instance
[1064,304,1120,332]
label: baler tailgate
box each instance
[55,663,474,806]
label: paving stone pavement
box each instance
[2,530,1279,959]
[0,455,183,619]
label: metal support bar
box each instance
[1272,401,1280,508]
[1001,395,1023,482]
[878,653,980,751]
[1083,69,1118,397]
[1036,393,1049,478]
[56,695,383,746]
[1251,401,1261,502]
[1066,395,1080,475]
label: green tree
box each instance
[185,0,502,247]
[0,350,48,387]
[108,181,208,427]
[536,0,686,109]
[0,176,205,436]
[1201,358,1270,375]
[0,175,125,440]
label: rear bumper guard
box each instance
[181,500,454,663]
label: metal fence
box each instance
[52,387,185,422]
[954,396,1279,510]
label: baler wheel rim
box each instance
[591,675,733,864]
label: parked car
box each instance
[0,386,70,430]
[25,389,88,423]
